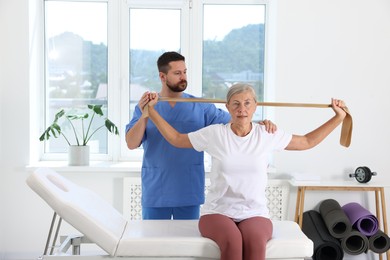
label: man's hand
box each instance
[259,119,277,134]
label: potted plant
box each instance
[39,104,119,166]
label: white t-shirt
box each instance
[188,123,292,221]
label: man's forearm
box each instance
[125,117,148,149]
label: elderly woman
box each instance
[145,83,347,260]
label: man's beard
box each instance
[166,80,187,93]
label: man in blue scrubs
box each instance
[125,51,275,219]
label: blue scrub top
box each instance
[125,93,231,207]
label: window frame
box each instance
[39,0,114,162]
[120,0,190,161]
[32,0,275,163]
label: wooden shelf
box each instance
[290,181,389,260]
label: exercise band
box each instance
[143,97,352,147]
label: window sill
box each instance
[26,161,143,173]
[26,160,216,174]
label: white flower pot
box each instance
[68,145,90,166]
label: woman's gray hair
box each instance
[226,83,257,103]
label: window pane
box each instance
[44,1,108,154]
[203,4,266,120]
[129,8,181,118]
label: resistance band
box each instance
[143,97,352,147]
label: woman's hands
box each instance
[331,98,347,119]
[139,91,158,118]
[147,92,158,107]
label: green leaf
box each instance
[54,109,65,122]
[91,104,104,116]
[105,119,119,135]
[67,113,88,120]
[49,127,59,138]
[39,122,62,141]
[39,132,47,141]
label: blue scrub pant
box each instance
[142,205,200,220]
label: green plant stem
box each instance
[84,112,96,145]
[60,133,72,146]
[84,125,104,145]
[66,116,80,146]
[81,118,86,145]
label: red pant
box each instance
[199,214,272,260]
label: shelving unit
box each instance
[290,181,389,260]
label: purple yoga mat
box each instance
[342,202,379,236]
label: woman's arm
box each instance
[286,98,347,150]
[147,93,193,148]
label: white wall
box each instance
[1,0,390,259]
[0,1,4,258]
[1,0,32,259]
[0,26,3,260]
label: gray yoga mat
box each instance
[302,210,344,260]
[341,202,379,236]
[368,229,390,254]
[319,199,352,238]
[340,229,369,255]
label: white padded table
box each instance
[116,220,313,259]
[27,167,313,260]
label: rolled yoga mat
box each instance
[368,229,390,254]
[341,202,379,236]
[319,199,352,239]
[340,229,369,255]
[302,210,344,260]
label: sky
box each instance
[45,2,107,45]
[46,2,265,50]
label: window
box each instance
[202,3,266,120]
[38,0,272,162]
[128,7,181,129]
[43,0,109,158]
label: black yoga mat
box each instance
[342,202,379,236]
[368,229,390,253]
[340,229,369,255]
[319,199,352,238]
[302,210,344,260]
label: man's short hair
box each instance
[157,51,185,73]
